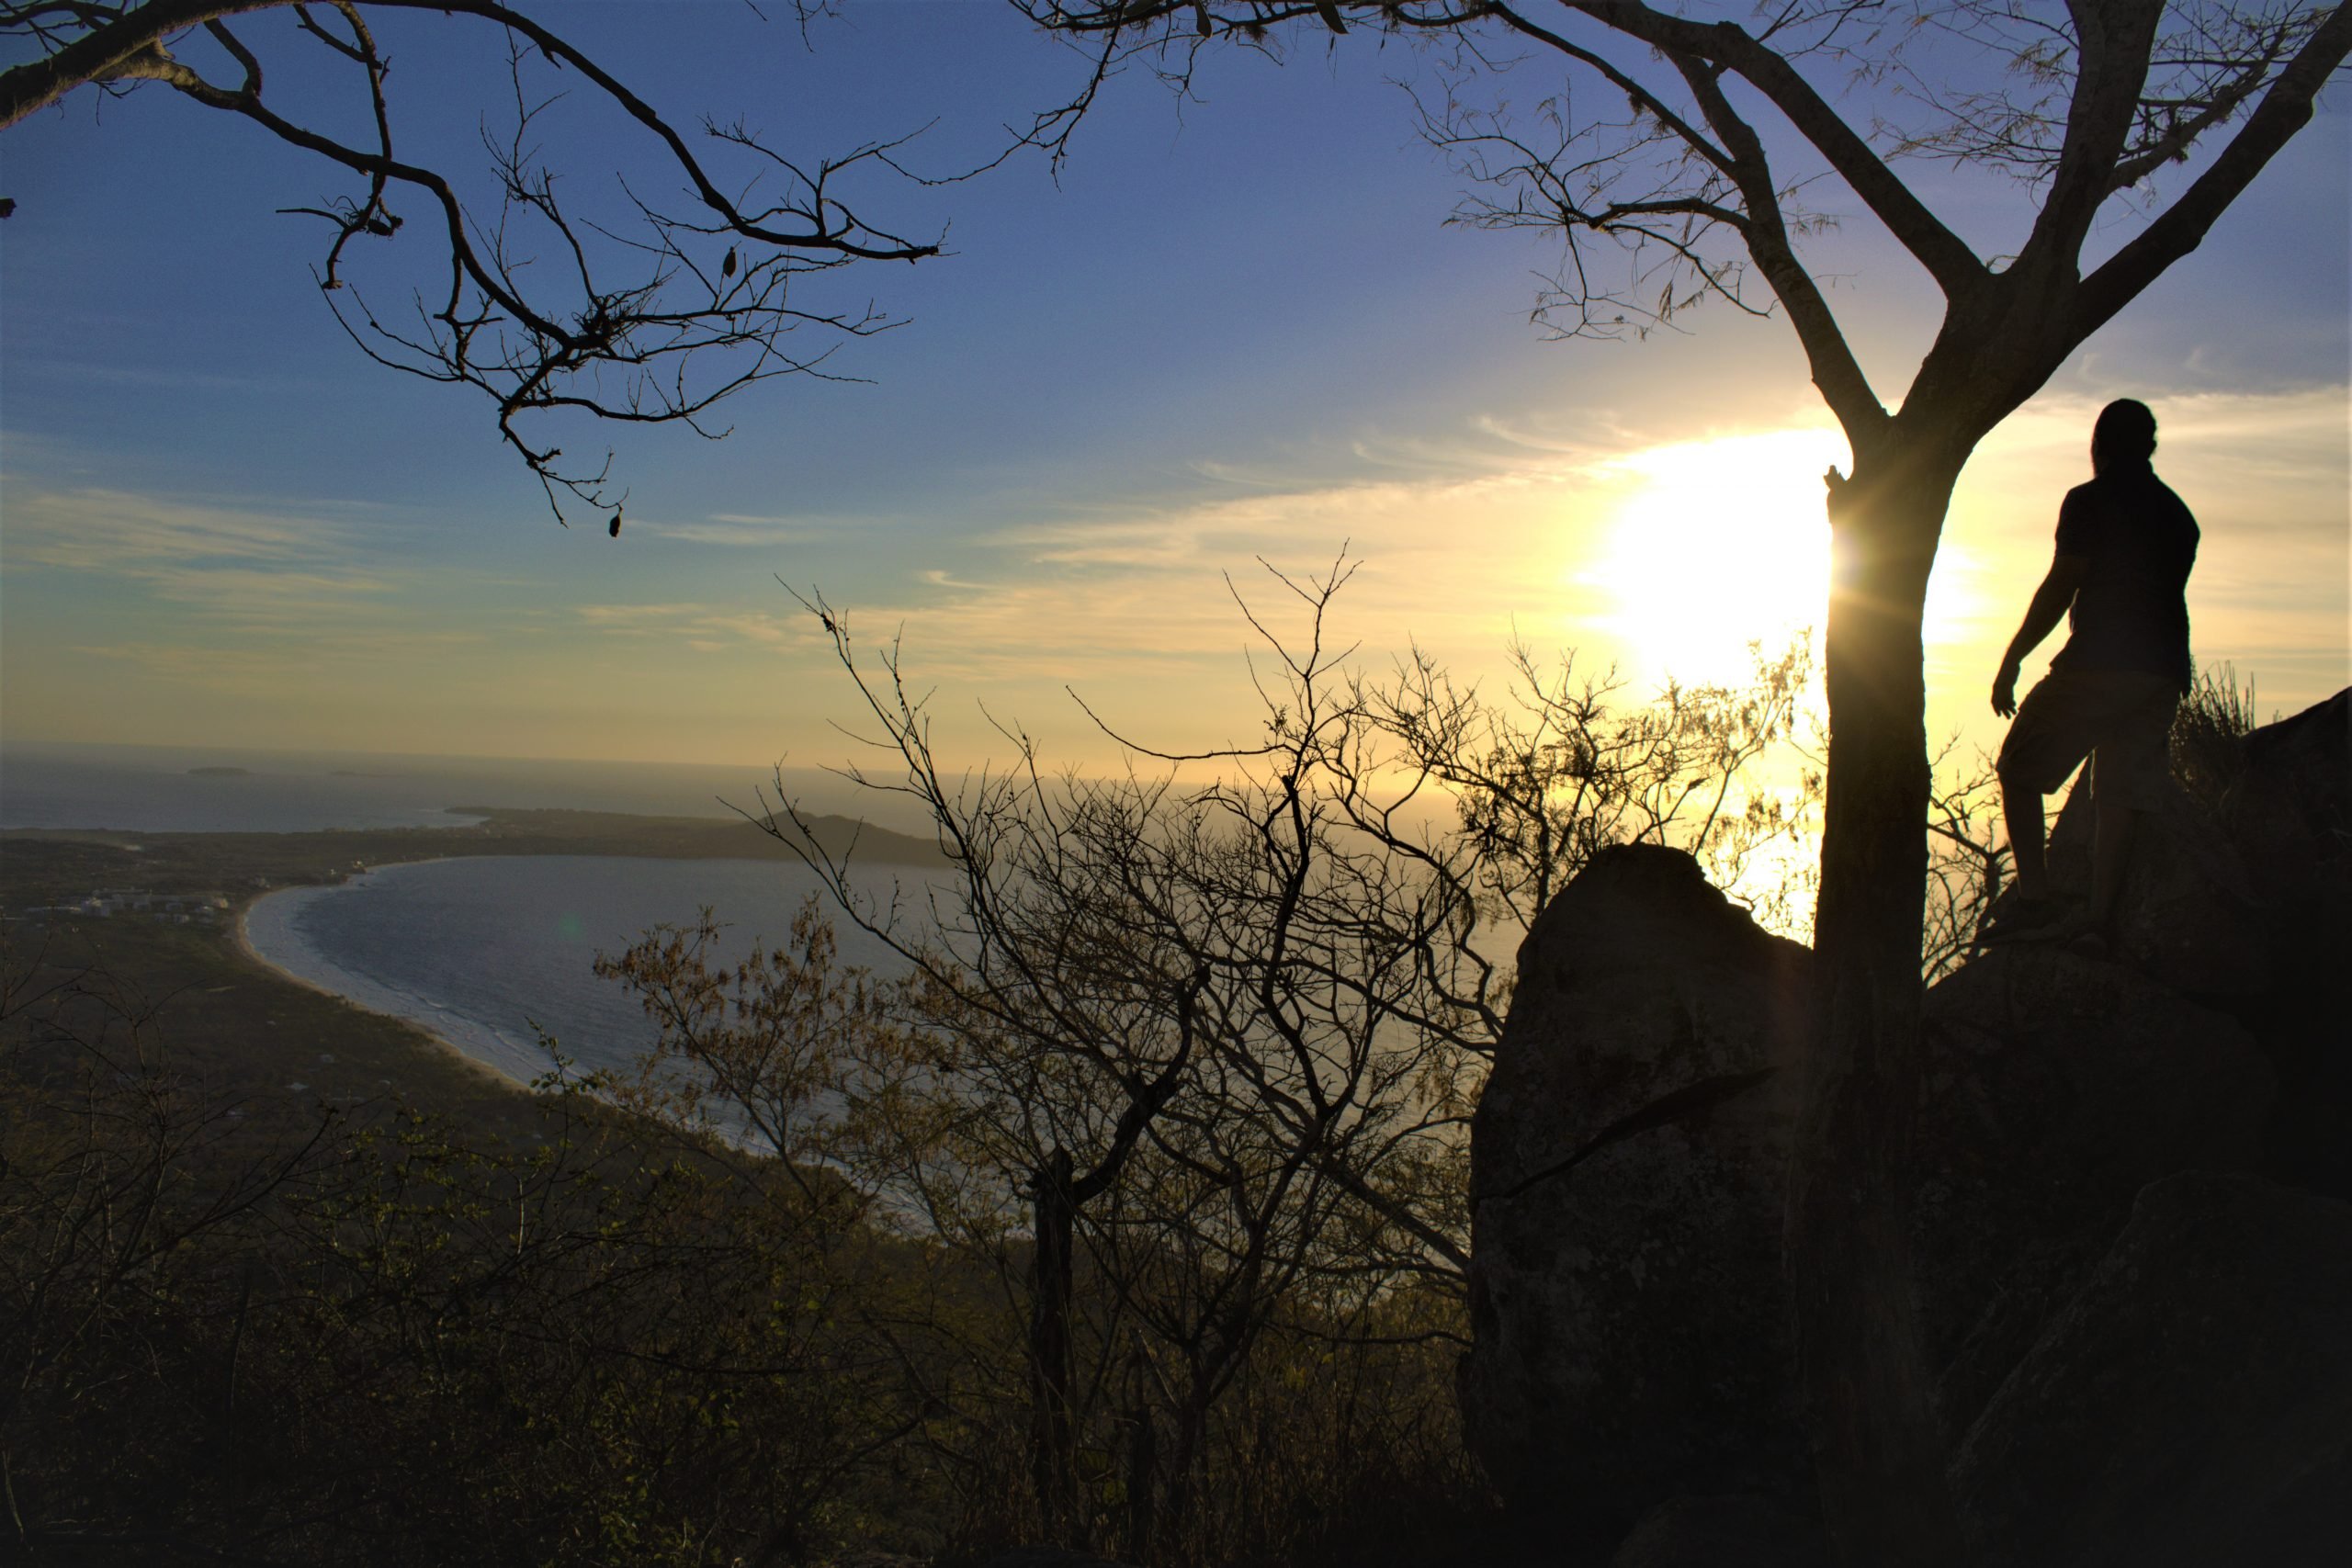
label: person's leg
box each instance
[1995,671,2092,919]
[2000,760,2051,901]
[2089,794,2138,933]
[2077,674,2180,950]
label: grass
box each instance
[2169,662,2267,814]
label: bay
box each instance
[243,855,921,1087]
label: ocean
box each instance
[5,739,933,1089]
[0,740,900,834]
[243,856,922,1087]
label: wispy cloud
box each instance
[146,568,397,626]
[576,602,721,626]
[628,510,866,547]
[11,385,2333,766]
[6,487,340,571]
[847,385,2345,718]
[575,602,805,651]
[797,466,1622,683]
[2,484,404,634]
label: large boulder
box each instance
[1609,1494,1827,1568]
[1461,844,1813,1543]
[1953,1172,2352,1567]
[2043,773,2269,1007]
[1917,947,2274,1433]
[2224,690,2352,1196]
[2229,688,2351,906]
[2041,689,2352,1190]
[1464,850,2278,1547]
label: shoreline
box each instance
[234,866,533,1096]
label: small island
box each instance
[187,765,254,777]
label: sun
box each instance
[1589,427,1844,682]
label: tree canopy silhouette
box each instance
[1018,3,2351,1561]
[1,1,964,522]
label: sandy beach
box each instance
[221,851,887,1096]
[234,870,532,1094]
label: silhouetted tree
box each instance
[766,559,1815,1553]
[1018,4,2351,1560]
[0,1,978,521]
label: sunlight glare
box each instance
[1591,427,1843,682]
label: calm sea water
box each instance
[0,741,893,834]
[243,856,921,1086]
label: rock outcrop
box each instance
[1916,949,2272,1433]
[2041,768,2270,1005]
[1460,844,1812,1545]
[1462,691,2352,1562]
[2043,687,2351,1190]
[1608,1494,1826,1568]
[2220,689,2352,1197]
[1953,1172,2352,1567]
[1609,1495,1825,1568]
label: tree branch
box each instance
[1555,0,1987,299]
[2013,0,2166,276]
[2,0,284,126]
[1663,46,1889,443]
[6,0,956,522]
[2076,0,2352,337]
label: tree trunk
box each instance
[1028,1146,1079,1542]
[1158,1377,1210,1556]
[1788,440,1968,1565]
[1122,1403,1157,1562]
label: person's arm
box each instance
[1992,554,2089,716]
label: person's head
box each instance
[2091,399,2158,474]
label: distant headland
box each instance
[0,804,948,916]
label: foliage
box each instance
[0,939,948,1566]
[1924,742,2006,984]
[750,558,1818,1558]
[1374,635,1819,938]
[2170,660,2266,812]
[594,899,938,1202]
[14,616,2245,1564]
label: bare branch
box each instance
[5,0,959,521]
[2077,0,2352,336]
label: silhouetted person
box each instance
[1989,398,2198,955]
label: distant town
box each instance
[10,859,385,926]
[28,886,236,922]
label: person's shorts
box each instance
[1998,666,2180,811]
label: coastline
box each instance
[234,867,534,1095]
[215,851,911,1099]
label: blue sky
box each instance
[4,1,2346,779]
